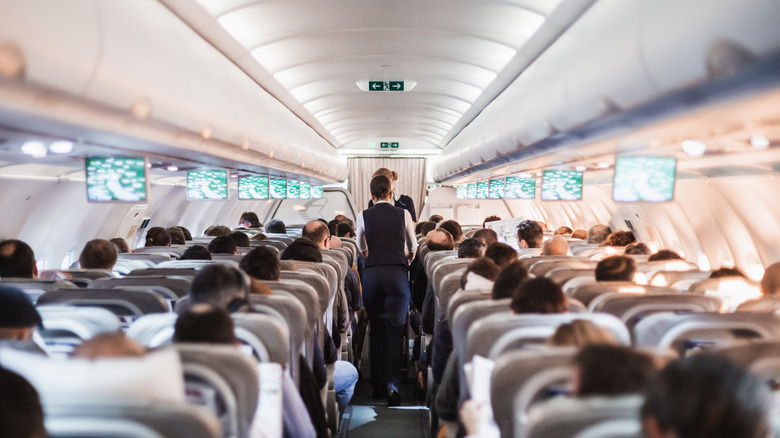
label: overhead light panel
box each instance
[682,140,706,157]
[21,141,47,158]
[750,135,770,150]
[49,141,73,154]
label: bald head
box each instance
[302,220,330,249]
[543,235,570,256]
[72,333,146,359]
[425,229,454,251]
[761,262,780,296]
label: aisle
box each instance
[340,377,431,438]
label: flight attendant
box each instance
[356,174,417,405]
[367,168,417,222]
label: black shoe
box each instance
[387,389,401,407]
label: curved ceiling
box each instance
[164,0,587,154]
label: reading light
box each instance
[49,141,73,154]
[575,166,586,171]
[230,174,238,179]
[166,165,178,172]
[21,141,47,158]
[750,135,770,150]
[682,140,706,157]
[597,162,610,169]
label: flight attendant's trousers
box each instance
[362,265,410,395]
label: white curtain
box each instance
[348,157,427,220]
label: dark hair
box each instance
[0,367,46,438]
[110,238,130,254]
[145,227,171,247]
[177,226,193,241]
[574,345,656,397]
[492,261,529,300]
[485,242,518,268]
[516,220,543,248]
[337,223,355,238]
[302,221,330,247]
[180,245,212,261]
[554,226,573,236]
[482,215,501,228]
[327,220,339,236]
[429,215,444,224]
[642,355,770,438]
[648,250,684,262]
[587,224,612,244]
[438,220,463,242]
[472,229,498,246]
[461,257,500,289]
[189,264,250,310]
[426,229,455,251]
[240,246,281,281]
[207,236,238,254]
[239,212,261,228]
[709,267,747,279]
[265,219,287,234]
[607,230,636,247]
[280,238,322,263]
[251,233,269,241]
[510,277,567,314]
[0,240,36,278]
[571,229,588,240]
[420,221,436,236]
[78,239,118,270]
[229,231,251,249]
[624,242,651,255]
[370,175,392,199]
[174,305,237,344]
[204,225,231,237]
[595,255,636,282]
[166,227,186,245]
[458,238,486,259]
[415,222,425,235]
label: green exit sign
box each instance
[391,142,399,148]
[380,142,389,148]
[368,81,405,91]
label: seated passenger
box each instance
[429,214,444,224]
[78,239,118,271]
[177,226,193,241]
[625,242,651,255]
[0,367,46,438]
[229,231,251,249]
[240,247,280,281]
[188,264,250,311]
[0,286,42,342]
[238,212,261,229]
[280,238,321,262]
[419,221,436,237]
[250,233,269,241]
[554,226,573,236]
[709,267,747,279]
[0,239,37,278]
[302,220,330,250]
[472,228,498,246]
[458,238,486,259]
[542,235,570,256]
[548,319,617,347]
[327,219,339,236]
[144,227,171,247]
[595,255,636,282]
[516,220,543,249]
[179,245,212,261]
[110,237,131,253]
[166,227,186,245]
[571,229,588,240]
[482,215,501,228]
[265,219,287,234]
[607,230,636,247]
[642,355,770,438]
[587,224,612,245]
[492,261,530,300]
[439,220,463,243]
[648,250,684,262]
[415,229,454,323]
[333,214,354,230]
[71,332,146,359]
[204,225,230,237]
[484,242,518,267]
[572,345,657,397]
[460,257,500,291]
[760,262,780,295]
[207,236,238,255]
[337,222,355,238]
[511,277,567,314]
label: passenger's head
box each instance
[327,220,339,236]
[179,245,212,261]
[548,319,617,347]
[207,236,238,254]
[587,224,612,244]
[709,267,747,279]
[516,220,543,248]
[302,220,330,249]
[240,246,280,281]
[438,220,463,242]
[491,261,529,300]
[458,238,487,259]
[251,233,268,241]
[595,255,636,282]
[204,225,231,237]
[554,226,573,236]
[542,235,570,256]
[0,367,46,438]
[72,332,146,359]
[573,345,656,397]
[419,221,436,236]
[337,223,355,238]
[460,257,500,290]
[0,239,37,278]
[760,262,780,296]
[484,242,518,267]
[177,226,193,241]
[78,239,118,271]
[238,212,261,229]
[607,230,636,247]
[229,231,251,249]
[641,355,770,438]
[144,227,171,247]
[370,175,392,200]
[472,228,498,246]
[482,215,501,228]
[648,250,684,262]
[166,227,186,245]
[110,237,130,253]
[510,277,567,314]
[425,229,455,251]
[625,242,651,255]
[189,264,250,310]
[429,214,444,224]
[280,238,322,263]
[571,229,588,240]
[0,286,41,341]
[265,219,287,234]
[174,304,237,345]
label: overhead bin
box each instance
[0,0,347,182]
[432,0,780,182]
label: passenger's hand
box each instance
[459,400,485,436]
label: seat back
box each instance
[687,276,762,311]
[528,259,596,278]
[37,288,170,323]
[0,278,77,303]
[36,306,122,356]
[90,276,191,300]
[526,395,643,438]
[232,313,290,367]
[135,245,188,257]
[210,253,245,263]
[737,295,780,313]
[248,240,287,251]
[117,252,172,267]
[547,268,595,287]
[250,293,307,383]
[431,258,471,293]
[648,270,711,290]
[260,279,320,362]
[570,282,680,307]
[424,250,458,277]
[280,261,336,333]
[127,268,199,278]
[590,293,724,333]
[447,289,492,323]
[451,299,511,364]
[154,260,240,269]
[437,270,467,318]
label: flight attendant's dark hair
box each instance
[370,175,392,199]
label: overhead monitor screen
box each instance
[238,176,269,200]
[476,181,489,199]
[311,185,323,199]
[300,182,311,199]
[456,185,467,199]
[466,183,477,199]
[488,179,505,199]
[186,170,228,200]
[86,157,148,202]
[541,170,583,201]
[287,180,301,199]
[613,156,676,202]
[504,176,535,199]
[270,178,287,199]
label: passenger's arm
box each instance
[404,210,417,261]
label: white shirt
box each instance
[355,200,417,259]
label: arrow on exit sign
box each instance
[368,81,405,91]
